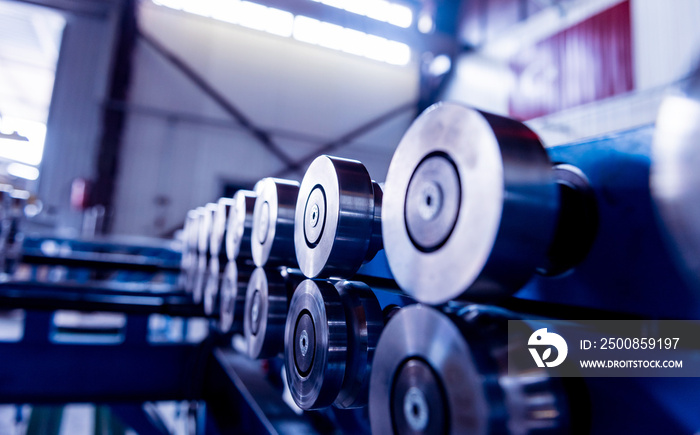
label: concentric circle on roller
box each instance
[284,279,348,410]
[294,156,375,278]
[226,190,257,260]
[303,186,326,246]
[244,267,288,359]
[391,359,447,434]
[293,311,315,376]
[252,178,300,267]
[404,152,461,252]
[203,258,220,316]
[369,305,487,434]
[382,102,558,303]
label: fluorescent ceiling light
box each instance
[152,0,412,66]
[7,162,39,180]
[264,7,294,37]
[0,117,46,165]
[311,0,413,28]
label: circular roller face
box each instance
[382,103,558,303]
[295,156,376,278]
[219,261,248,333]
[369,305,483,434]
[227,190,257,260]
[185,208,205,292]
[197,203,217,255]
[183,210,199,253]
[369,305,571,435]
[203,258,221,316]
[284,279,348,409]
[210,198,234,259]
[181,210,199,276]
[244,267,289,359]
[192,254,207,304]
[334,280,383,409]
[252,178,300,267]
[652,84,700,291]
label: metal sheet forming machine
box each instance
[2,79,700,434]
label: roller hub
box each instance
[226,190,256,260]
[293,311,315,376]
[219,261,249,334]
[391,359,447,434]
[295,156,381,279]
[369,305,572,434]
[382,103,558,303]
[284,279,382,410]
[252,178,300,267]
[303,187,326,246]
[284,279,347,409]
[405,153,461,252]
[244,267,289,359]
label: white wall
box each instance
[37,6,121,234]
[110,3,419,236]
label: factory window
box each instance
[152,0,412,66]
[0,1,65,185]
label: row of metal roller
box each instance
[176,94,700,433]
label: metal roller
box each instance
[219,261,252,333]
[369,304,571,434]
[197,203,217,256]
[284,279,347,409]
[243,267,289,359]
[193,203,217,304]
[294,155,382,279]
[652,74,700,291]
[284,279,383,410]
[210,197,234,263]
[181,209,199,291]
[333,280,383,409]
[203,258,221,316]
[226,189,256,261]
[539,164,598,277]
[382,102,558,303]
[251,178,300,267]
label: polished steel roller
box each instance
[382,102,559,303]
[193,203,217,304]
[202,198,235,315]
[284,279,383,410]
[219,261,252,333]
[540,164,598,277]
[333,281,383,409]
[210,197,234,263]
[197,203,217,256]
[244,267,289,359]
[652,74,700,291]
[226,189,257,261]
[294,155,382,279]
[369,304,571,434]
[203,258,221,316]
[181,209,200,292]
[251,178,300,267]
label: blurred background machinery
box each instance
[1,0,700,434]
